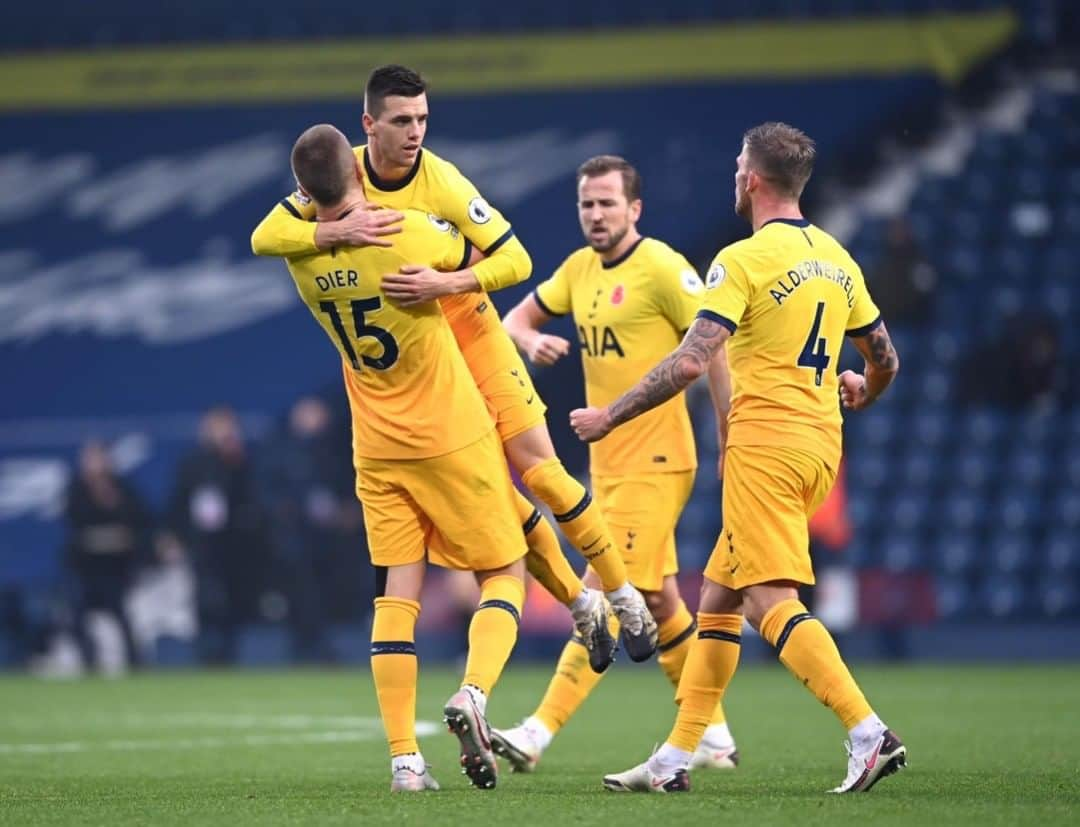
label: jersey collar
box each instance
[761,217,811,229]
[364,147,423,192]
[601,236,646,270]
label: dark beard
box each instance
[589,225,628,253]
[735,191,752,223]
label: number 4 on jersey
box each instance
[798,301,830,386]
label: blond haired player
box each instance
[279,124,531,792]
[252,65,657,667]
[495,155,739,773]
[575,124,907,795]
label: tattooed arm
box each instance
[570,317,731,442]
[839,319,900,411]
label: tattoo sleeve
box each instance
[866,322,899,372]
[608,317,731,428]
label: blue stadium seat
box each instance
[988,533,1035,576]
[953,449,998,491]
[1002,451,1050,489]
[848,453,889,491]
[996,489,1043,531]
[880,535,924,573]
[889,493,931,532]
[933,534,979,576]
[941,491,989,532]
[935,576,976,620]
[1044,531,1080,574]
[900,450,940,489]
[960,410,1009,447]
[1052,491,1080,530]
[1035,576,1079,619]
[980,576,1030,619]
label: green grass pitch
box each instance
[1,662,1077,825]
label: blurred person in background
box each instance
[64,439,152,671]
[258,395,357,662]
[164,407,266,664]
[958,307,1074,410]
[864,216,937,328]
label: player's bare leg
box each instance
[505,424,657,660]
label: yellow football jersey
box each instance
[253,144,519,361]
[285,209,492,461]
[699,218,880,468]
[535,237,704,475]
[254,145,513,268]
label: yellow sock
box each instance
[531,616,618,735]
[513,489,584,607]
[657,602,729,727]
[462,575,525,695]
[759,598,873,729]
[370,596,421,757]
[521,458,627,592]
[668,613,742,752]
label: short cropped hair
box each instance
[365,64,427,118]
[743,122,816,199]
[290,124,354,206]
[577,155,642,202]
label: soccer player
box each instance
[251,65,657,666]
[573,123,906,794]
[494,155,739,773]
[282,123,530,792]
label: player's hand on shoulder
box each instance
[527,333,571,366]
[382,264,446,306]
[570,406,613,442]
[838,370,871,411]
[333,204,404,248]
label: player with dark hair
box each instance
[253,65,658,668]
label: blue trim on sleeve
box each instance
[457,239,473,271]
[483,228,515,255]
[279,199,302,220]
[696,309,738,333]
[532,291,564,318]
[846,315,883,338]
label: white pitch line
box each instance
[0,720,441,755]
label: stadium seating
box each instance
[828,79,1080,619]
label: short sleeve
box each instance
[845,262,882,336]
[654,252,705,332]
[432,158,515,254]
[697,249,752,333]
[534,261,573,317]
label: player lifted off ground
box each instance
[278,124,534,791]
[252,64,657,667]
[571,124,906,795]
[495,156,739,772]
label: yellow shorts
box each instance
[704,445,836,590]
[591,470,694,591]
[475,351,548,443]
[356,428,527,571]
